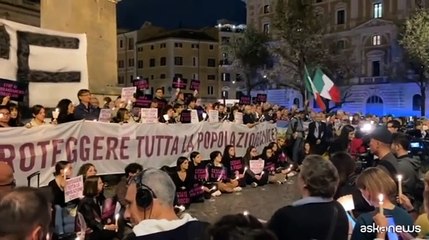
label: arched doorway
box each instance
[366,95,384,116]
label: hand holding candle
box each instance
[378,194,384,215]
[52,108,59,119]
[397,175,403,203]
[115,213,119,232]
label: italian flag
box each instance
[304,65,326,111]
[313,68,341,103]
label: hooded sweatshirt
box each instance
[396,154,421,196]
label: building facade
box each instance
[246,0,429,116]
[0,0,40,26]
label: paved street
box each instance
[186,179,301,223]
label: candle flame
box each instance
[243,210,249,216]
[397,175,403,181]
[378,194,384,202]
[115,213,120,220]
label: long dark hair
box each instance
[210,151,222,162]
[56,99,74,124]
[339,125,355,142]
[8,103,23,127]
[190,151,200,162]
[176,156,188,171]
[260,146,273,160]
[54,161,69,177]
[222,145,235,162]
[243,146,256,162]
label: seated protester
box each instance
[187,151,210,202]
[209,213,277,240]
[124,168,210,240]
[78,176,117,240]
[54,98,76,124]
[330,152,374,217]
[243,146,268,187]
[222,145,245,188]
[261,146,286,184]
[351,167,417,240]
[297,141,312,164]
[48,161,78,236]
[113,108,130,123]
[170,157,192,209]
[8,103,24,127]
[275,137,290,168]
[268,155,348,240]
[25,104,47,128]
[159,105,177,123]
[0,187,51,240]
[206,151,240,195]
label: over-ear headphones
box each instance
[135,169,157,209]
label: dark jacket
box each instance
[74,103,100,120]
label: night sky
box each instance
[117,0,247,30]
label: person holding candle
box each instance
[206,151,240,194]
[267,155,348,240]
[222,145,245,189]
[351,167,417,240]
[243,146,268,187]
[25,105,47,128]
[187,151,210,202]
[170,157,192,209]
[54,99,76,124]
[78,175,117,240]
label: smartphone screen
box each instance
[386,216,399,240]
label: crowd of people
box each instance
[2,88,429,240]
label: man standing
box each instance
[287,111,305,165]
[74,89,100,120]
[307,113,327,155]
[124,169,209,240]
[369,127,399,178]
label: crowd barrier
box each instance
[0,121,277,186]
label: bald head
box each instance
[0,162,15,198]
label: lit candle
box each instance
[397,175,403,203]
[244,167,248,173]
[177,78,181,91]
[52,108,59,119]
[115,213,119,232]
[243,210,249,216]
[210,186,217,191]
[378,194,384,215]
[260,171,264,176]
[349,116,353,122]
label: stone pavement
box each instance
[185,179,301,223]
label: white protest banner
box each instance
[191,110,199,124]
[0,19,88,107]
[98,109,112,123]
[141,108,158,123]
[208,110,219,123]
[121,87,137,102]
[0,121,277,186]
[64,175,84,202]
[249,159,265,174]
[234,112,243,124]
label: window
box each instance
[372,61,380,76]
[208,75,216,80]
[160,74,166,79]
[222,73,231,81]
[209,45,214,50]
[119,39,123,49]
[221,91,229,98]
[160,57,166,66]
[236,74,242,82]
[207,86,214,95]
[373,3,382,18]
[221,37,230,44]
[207,58,216,67]
[193,57,198,66]
[263,23,270,34]
[175,42,183,48]
[149,58,155,67]
[130,75,133,82]
[263,5,270,14]
[151,75,154,80]
[372,35,381,45]
[118,76,125,84]
[151,45,154,50]
[160,43,166,48]
[128,38,134,50]
[192,73,198,80]
[191,44,199,49]
[175,73,183,78]
[118,60,124,68]
[367,95,383,104]
[128,58,134,67]
[336,10,345,25]
[137,47,143,52]
[336,40,345,49]
[413,94,422,111]
[174,57,183,66]
[137,60,143,69]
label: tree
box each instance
[399,8,429,116]
[229,27,271,95]
[269,0,355,110]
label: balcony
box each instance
[219,59,231,66]
[354,76,389,85]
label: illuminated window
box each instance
[373,3,382,18]
[372,35,381,45]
